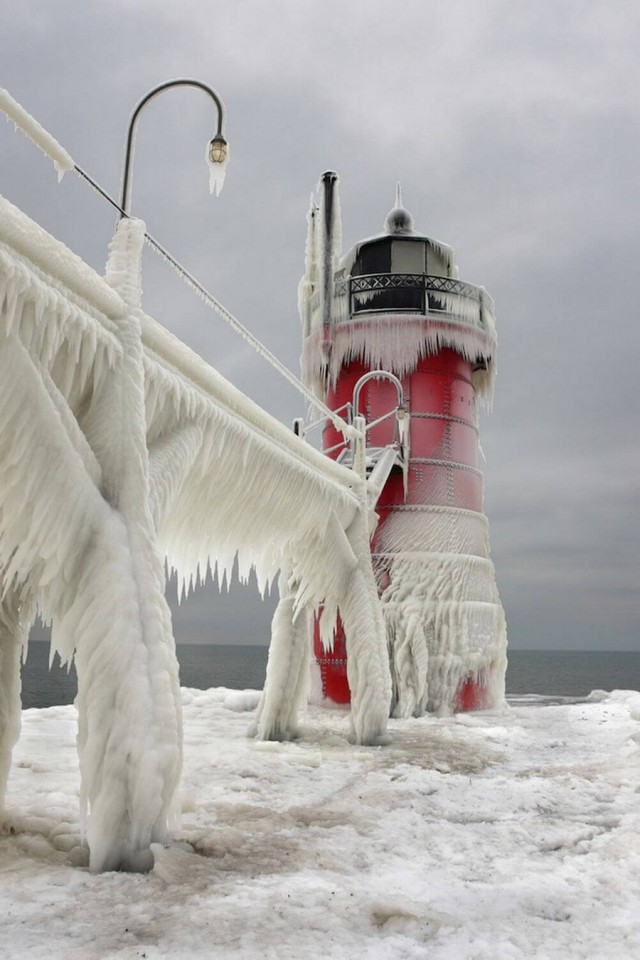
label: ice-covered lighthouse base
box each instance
[317,347,507,718]
[309,510,507,719]
[378,509,507,717]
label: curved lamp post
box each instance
[119,78,228,218]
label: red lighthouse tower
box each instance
[300,173,506,715]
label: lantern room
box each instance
[326,186,492,345]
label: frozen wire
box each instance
[73,165,353,437]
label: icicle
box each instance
[302,314,497,405]
[0,592,30,809]
[305,195,320,286]
[250,572,312,742]
[207,141,228,197]
[374,505,506,716]
[298,196,320,337]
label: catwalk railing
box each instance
[338,273,494,328]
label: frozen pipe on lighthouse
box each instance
[302,174,507,715]
[305,172,351,704]
[321,171,337,332]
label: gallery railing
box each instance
[333,273,494,329]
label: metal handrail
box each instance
[352,370,404,420]
[362,408,398,432]
[350,371,409,489]
[339,273,487,301]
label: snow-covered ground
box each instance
[1,688,639,960]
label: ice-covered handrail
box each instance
[0,195,124,322]
[0,192,357,497]
[75,164,355,438]
[0,89,74,181]
[138,310,360,491]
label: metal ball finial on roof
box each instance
[384,181,415,235]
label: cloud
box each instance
[1,0,638,651]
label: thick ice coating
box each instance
[0,196,390,870]
[0,89,75,181]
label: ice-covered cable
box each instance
[71,166,354,438]
[141,231,354,438]
[0,94,350,436]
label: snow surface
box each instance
[1,689,639,959]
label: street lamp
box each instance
[119,78,228,218]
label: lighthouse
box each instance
[299,172,507,716]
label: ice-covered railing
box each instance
[343,273,494,329]
[0,88,75,180]
[0,190,391,874]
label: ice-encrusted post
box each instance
[256,418,391,746]
[340,417,391,743]
[250,569,312,742]
[64,218,182,872]
[0,594,31,809]
[320,171,340,333]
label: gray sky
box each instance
[2,0,638,650]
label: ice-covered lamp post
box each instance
[300,173,507,716]
[119,78,228,217]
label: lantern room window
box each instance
[350,239,428,314]
[352,239,392,277]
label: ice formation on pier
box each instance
[0,193,389,871]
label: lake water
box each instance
[19,643,640,710]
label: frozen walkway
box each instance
[1,690,638,959]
